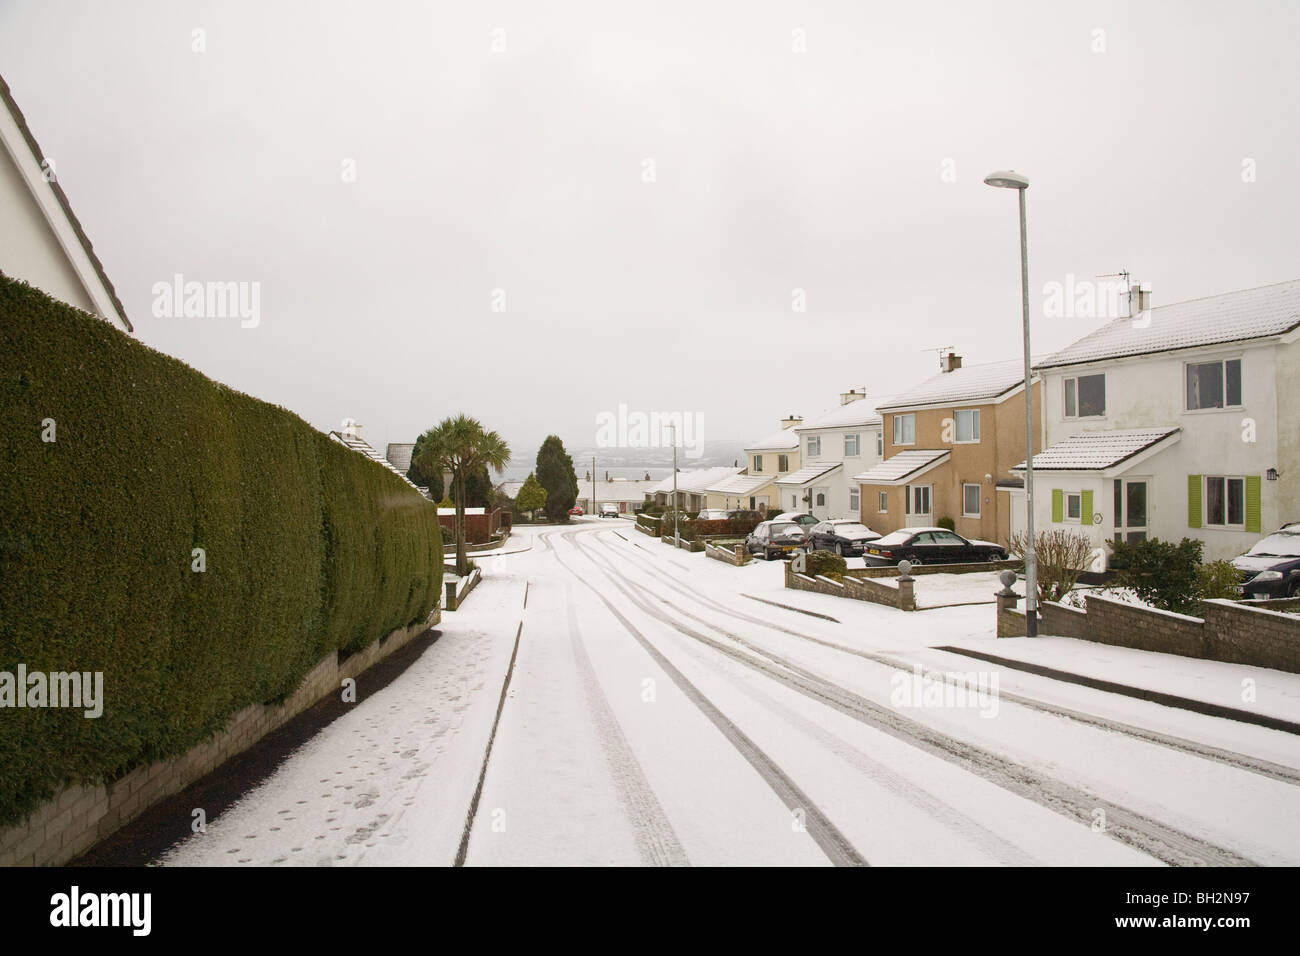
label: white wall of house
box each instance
[795,424,882,519]
[1037,337,1295,560]
[0,140,98,314]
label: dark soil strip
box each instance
[933,645,1300,737]
[741,593,840,623]
[453,620,524,867]
[72,627,444,866]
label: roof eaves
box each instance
[0,73,131,333]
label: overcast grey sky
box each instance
[3,0,1297,459]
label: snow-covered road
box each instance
[162,519,1300,866]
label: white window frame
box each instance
[876,432,883,456]
[1065,492,1082,523]
[1204,475,1246,529]
[849,488,860,512]
[1063,372,1106,419]
[807,435,821,457]
[878,491,888,513]
[962,483,981,517]
[905,484,932,516]
[954,408,980,444]
[893,414,915,446]
[1184,356,1243,412]
[753,454,762,472]
[777,454,788,472]
[844,433,860,457]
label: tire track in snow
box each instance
[594,532,1300,788]
[564,589,691,866]
[574,533,1255,867]
[540,532,867,866]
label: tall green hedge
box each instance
[0,274,441,826]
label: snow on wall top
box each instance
[1036,278,1300,370]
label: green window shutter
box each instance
[1080,489,1093,526]
[1187,475,1202,528]
[1051,488,1063,523]
[1245,475,1262,534]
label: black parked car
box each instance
[1232,527,1300,598]
[808,519,881,557]
[745,520,809,561]
[862,527,1008,567]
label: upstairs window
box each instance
[1064,373,1106,418]
[777,454,789,472]
[876,432,883,456]
[753,454,762,472]
[1186,358,1242,410]
[807,435,821,457]
[845,433,860,456]
[893,414,916,446]
[954,409,980,443]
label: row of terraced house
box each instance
[652,279,1299,563]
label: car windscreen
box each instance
[769,523,799,535]
[1247,533,1300,557]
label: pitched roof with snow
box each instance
[795,398,891,431]
[1012,427,1180,472]
[330,432,422,491]
[648,466,744,495]
[1036,279,1300,370]
[879,360,1031,411]
[745,427,801,452]
[852,449,950,485]
[1,73,131,332]
[775,462,843,486]
[706,473,774,495]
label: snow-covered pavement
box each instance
[162,519,1300,866]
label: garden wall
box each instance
[998,593,1300,673]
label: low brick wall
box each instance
[438,508,502,544]
[996,593,1300,673]
[705,541,750,566]
[785,562,915,610]
[660,534,704,552]
[0,609,440,867]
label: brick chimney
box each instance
[780,414,802,430]
[839,388,866,405]
[341,417,363,438]
[940,352,962,373]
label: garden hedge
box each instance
[0,274,441,826]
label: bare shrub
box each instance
[1007,529,1093,604]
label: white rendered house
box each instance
[1017,279,1300,562]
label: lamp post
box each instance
[984,169,1038,636]
[668,424,679,545]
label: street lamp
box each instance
[984,169,1038,636]
[667,423,679,545]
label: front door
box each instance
[812,486,829,518]
[904,484,933,527]
[1113,478,1148,543]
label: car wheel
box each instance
[908,557,922,567]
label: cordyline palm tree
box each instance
[412,415,511,576]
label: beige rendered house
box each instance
[854,354,1042,545]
